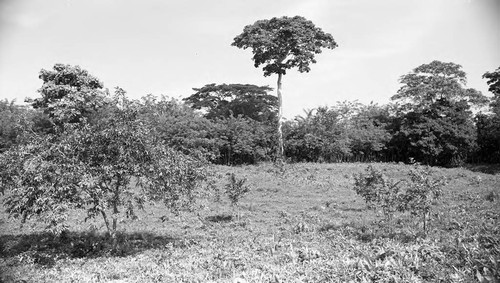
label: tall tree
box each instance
[232,15,337,160]
[183,83,277,122]
[392,61,487,112]
[391,61,487,166]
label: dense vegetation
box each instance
[2,63,499,166]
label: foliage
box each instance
[285,106,347,162]
[27,63,108,126]
[224,173,250,206]
[483,66,500,115]
[392,60,487,112]
[394,100,477,166]
[137,94,220,161]
[353,165,446,234]
[214,115,277,165]
[232,15,337,77]
[1,91,208,239]
[138,94,277,165]
[391,61,487,166]
[475,114,500,163]
[183,83,277,123]
[353,166,403,221]
[0,100,27,152]
[0,66,208,241]
[476,66,500,164]
[0,100,53,152]
[285,130,326,162]
[399,166,447,233]
[347,103,392,160]
[285,102,390,162]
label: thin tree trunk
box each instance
[277,72,284,161]
[111,178,121,248]
[100,210,111,234]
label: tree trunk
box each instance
[277,72,284,161]
[100,210,111,234]
[111,178,121,249]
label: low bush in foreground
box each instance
[353,165,446,235]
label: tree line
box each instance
[1,61,499,167]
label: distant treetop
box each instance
[232,15,338,76]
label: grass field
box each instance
[1,162,499,282]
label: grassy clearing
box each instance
[1,162,499,282]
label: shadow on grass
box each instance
[205,214,233,223]
[464,163,500,175]
[0,230,188,265]
[319,221,419,244]
[335,206,364,212]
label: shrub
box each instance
[0,90,208,245]
[224,173,250,207]
[353,166,403,221]
[353,165,446,234]
[398,166,446,233]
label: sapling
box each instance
[225,173,249,206]
[399,166,446,234]
[353,165,446,235]
[353,165,403,222]
[225,173,250,220]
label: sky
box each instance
[0,0,499,119]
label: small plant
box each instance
[399,166,446,233]
[353,165,446,235]
[353,166,403,222]
[225,173,250,207]
[469,175,482,186]
[485,190,498,202]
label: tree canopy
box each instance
[483,66,500,115]
[27,63,108,125]
[183,83,277,122]
[391,61,486,166]
[392,60,488,112]
[232,16,337,76]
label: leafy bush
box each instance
[284,103,390,163]
[224,173,250,206]
[137,94,220,162]
[399,166,446,233]
[353,166,404,221]
[353,165,446,234]
[214,116,276,165]
[0,88,209,243]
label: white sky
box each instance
[0,0,499,118]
